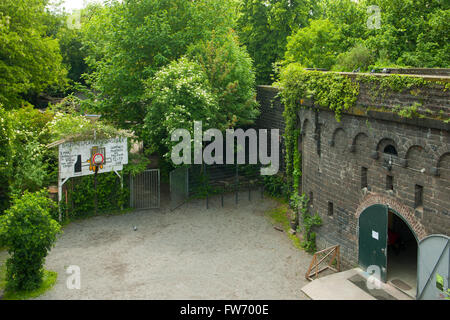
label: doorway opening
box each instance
[387,210,418,298]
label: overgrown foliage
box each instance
[144,30,260,162]
[262,174,289,200]
[187,30,259,128]
[281,0,449,72]
[143,57,222,160]
[236,0,315,84]
[277,64,448,191]
[58,172,129,222]
[0,190,60,291]
[83,0,238,136]
[0,0,67,107]
[277,64,359,190]
[285,19,344,70]
[294,194,322,253]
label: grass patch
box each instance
[2,270,57,300]
[265,199,303,251]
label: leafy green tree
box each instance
[361,0,449,68]
[0,190,60,291]
[7,106,54,199]
[0,0,67,108]
[187,30,259,128]
[317,0,366,48]
[285,19,344,69]
[237,0,315,84]
[0,105,13,213]
[143,57,222,159]
[83,0,236,136]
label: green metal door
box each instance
[358,204,388,282]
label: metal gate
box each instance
[130,169,160,209]
[170,166,188,210]
[417,235,449,300]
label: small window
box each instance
[328,201,334,216]
[361,167,368,189]
[384,144,398,156]
[415,185,423,208]
[309,191,314,208]
[386,175,394,190]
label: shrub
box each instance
[6,106,54,202]
[263,174,289,199]
[0,105,12,213]
[334,43,374,72]
[0,190,60,291]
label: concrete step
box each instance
[301,268,413,300]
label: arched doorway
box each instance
[358,204,418,298]
[387,210,418,297]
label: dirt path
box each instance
[37,192,312,299]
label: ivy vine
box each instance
[277,65,449,191]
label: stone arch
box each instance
[301,118,311,137]
[405,145,429,171]
[330,127,346,146]
[352,132,370,154]
[437,152,450,179]
[355,193,427,240]
[373,137,401,161]
[376,137,398,154]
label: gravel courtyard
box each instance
[37,191,312,299]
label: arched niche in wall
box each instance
[437,152,450,180]
[330,127,347,152]
[405,145,429,171]
[301,118,311,137]
[351,132,370,154]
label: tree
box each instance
[83,0,237,137]
[187,30,259,128]
[143,57,222,159]
[0,105,12,213]
[6,106,54,199]
[236,0,315,84]
[361,0,449,68]
[285,19,344,69]
[0,0,67,108]
[0,190,60,291]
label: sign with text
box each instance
[59,137,128,180]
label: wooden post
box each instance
[94,166,98,215]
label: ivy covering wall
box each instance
[276,64,449,191]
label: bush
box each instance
[263,174,289,199]
[59,172,129,221]
[4,106,54,204]
[334,43,374,72]
[0,190,60,291]
[0,105,12,213]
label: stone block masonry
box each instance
[255,72,450,268]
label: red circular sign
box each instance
[92,153,104,165]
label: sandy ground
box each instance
[31,191,312,299]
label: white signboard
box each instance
[58,137,128,180]
[372,230,379,240]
